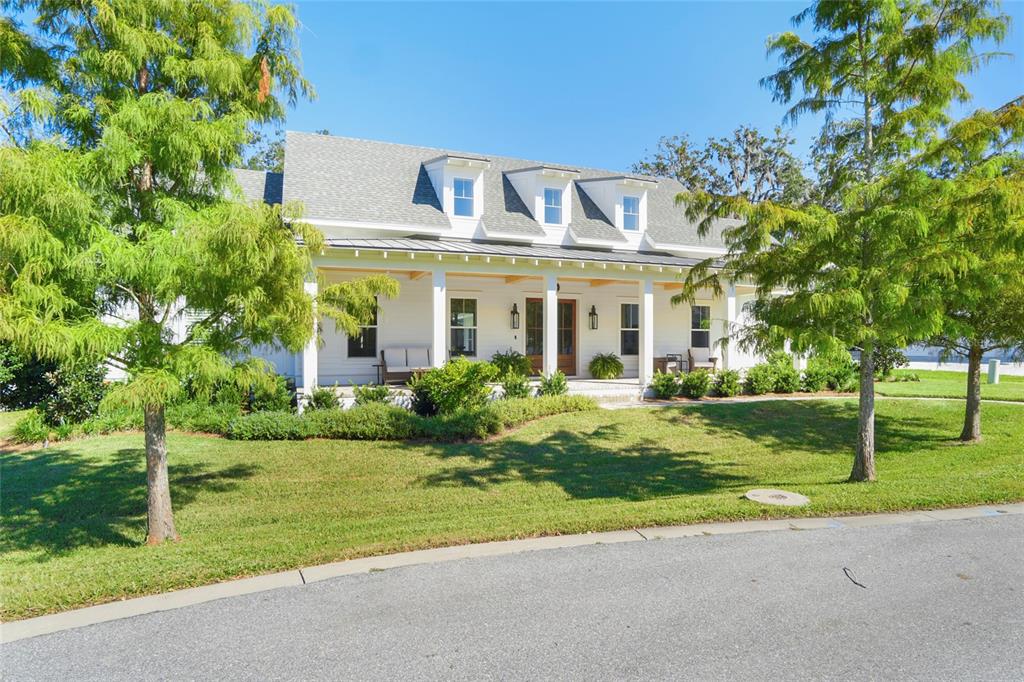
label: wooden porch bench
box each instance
[380,347,432,384]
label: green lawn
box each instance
[2,398,1022,620]
[876,369,1024,401]
[0,410,29,439]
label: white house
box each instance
[235,132,764,394]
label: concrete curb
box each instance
[3,502,1022,644]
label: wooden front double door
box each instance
[525,298,576,376]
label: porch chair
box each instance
[687,348,718,373]
[380,347,432,384]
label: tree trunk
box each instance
[144,403,179,544]
[850,344,877,482]
[959,343,983,443]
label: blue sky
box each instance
[285,1,1024,173]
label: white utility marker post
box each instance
[722,280,737,370]
[638,279,654,388]
[431,269,446,368]
[988,359,1001,384]
[300,278,319,414]
[543,274,558,376]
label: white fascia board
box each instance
[643,234,727,256]
[480,224,539,243]
[304,217,449,235]
[566,227,627,249]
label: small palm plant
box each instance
[588,353,624,380]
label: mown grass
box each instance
[0,410,29,439]
[876,369,1024,401]
[2,398,1022,620]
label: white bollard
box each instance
[987,359,1001,385]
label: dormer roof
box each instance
[279,131,731,249]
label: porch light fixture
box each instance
[588,305,599,330]
[510,303,520,329]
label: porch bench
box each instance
[380,347,432,384]
[688,348,718,373]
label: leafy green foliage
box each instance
[305,386,341,411]
[538,370,568,397]
[249,376,294,413]
[800,366,830,393]
[302,403,419,440]
[807,352,858,392]
[872,347,908,378]
[39,364,107,425]
[500,371,532,400]
[352,384,392,406]
[679,370,713,399]
[650,371,680,399]
[713,369,742,397]
[491,349,533,377]
[766,353,800,394]
[744,364,776,396]
[11,409,49,443]
[408,358,498,416]
[226,411,307,441]
[588,353,624,380]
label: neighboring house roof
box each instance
[234,168,283,205]
[323,237,715,269]
[281,132,730,249]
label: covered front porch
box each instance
[287,240,759,394]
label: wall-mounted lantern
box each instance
[510,303,520,329]
[588,305,599,330]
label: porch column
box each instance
[721,280,737,370]
[300,278,318,412]
[430,269,446,368]
[638,279,654,387]
[542,273,558,376]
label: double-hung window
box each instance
[347,307,378,358]
[620,303,639,356]
[623,196,640,231]
[543,188,563,225]
[690,305,711,348]
[454,178,474,217]
[450,298,478,356]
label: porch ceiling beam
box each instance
[657,282,685,290]
[408,271,428,281]
[505,275,532,284]
[588,279,617,287]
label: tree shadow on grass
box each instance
[1,447,257,557]
[650,400,946,461]
[415,422,748,500]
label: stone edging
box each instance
[3,502,1022,644]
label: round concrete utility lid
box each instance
[744,489,810,507]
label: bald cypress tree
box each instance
[0,1,396,543]
[678,0,1010,481]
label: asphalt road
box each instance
[4,515,1023,681]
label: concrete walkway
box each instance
[4,512,1023,680]
[3,502,1021,644]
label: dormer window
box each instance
[454,178,474,217]
[623,196,640,231]
[543,188,563,225]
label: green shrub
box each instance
[538,370,568,397]
[650,371,680,399]
[491,349,532,377]
[305,385,341,411]
[801,366,830,392]
[679,369,713,399]
[39,364,107,426]
[227,411,306,440]
[167,402,241,434]
[418,408,503,441]
[408,358,498,416]
[873,346,908,378]
[12,409,50,443]
[808,351,858,392]
[714,369,742,397]
[588,353,624,380]
[744,364,776,395]
[773,365,801,393]
[249,375,295,413]
[353,384,392,405]
[304,403,420,440]
[500,371,532,399]
[488,395,595,428]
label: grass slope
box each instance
[2,399,1022,620]
[876,369,1024,401]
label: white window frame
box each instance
[623,195,640,231]
[454,177,474,217]
[450,298,478,357]
[347,306,378,358]
[543,187,563,225]
[620,303,639,356]
[690,304,711,349]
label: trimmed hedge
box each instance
[226,395,597,442]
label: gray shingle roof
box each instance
[281,132,729,249]
[323,237,714,268]
[233,169,283,205]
